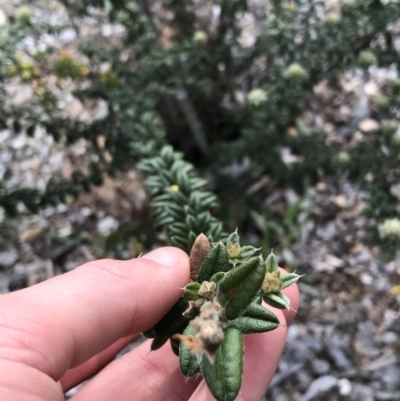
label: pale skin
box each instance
[0,247,299,401]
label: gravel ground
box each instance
[0,2,399,400]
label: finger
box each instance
[190,309,287,401]
[70,339,200,401]
[60,334,138,391]
[0,247,190,381]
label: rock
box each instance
[21,228,42,243]
[10,260,54,290]
[338,378,352,396]
[37,240,77,261]
[8,272,28,292]
[330,194,348,208]
[58,222,73,237]
[325,343,352,370]
[377,331,398,345]
[315,254,345,272]
[351,384,374,401]
[282,248,296,265]
[360,273,373,286]
[373,366,399,387]
[0,273,10,294]
[312,359,331,375]
[356,321,382,359]
[59,27,77,42]
[364,81,379,96]
[316,222,337,241]
[0,251,18,268]
[298,376,338,401]
[97,216,119,235]
[359,118,379,133]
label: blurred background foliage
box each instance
[1,0,400,254]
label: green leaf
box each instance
[240,245,259,259]
[151,336,168,351]
[200,327,243,401]
[209,271,226,284]
[184,282,201,300]
[265,251,278,273]
[263,292,291,310]
[170,337,180,356]
[179,325,200,378]
[197,242,229,283]
[226,230,240,246]
[170,235,189,250]
[152,297,191,337]
[218,257,266,320]
[229,303,280,334]
[280,272,303,289]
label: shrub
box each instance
[1,0,400,236]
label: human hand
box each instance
[0,247,299,401]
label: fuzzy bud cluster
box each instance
[262,271,283,293]
[193,30,207,44]
[15,6,32,23]
[325,12,340,25]
[378,218,400,240]
[247,89,268,106]
[335,151,350,166]
[284,63,308,80]
[191,301,224,351]
[358,50,376,68]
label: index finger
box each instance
[0,247,190,381]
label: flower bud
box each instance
[335,151,350,166]
[15,6,32,23]
[262,271,282,293]
[358,51,376,69]
[325,12,340,25]
[247,89,267,106]
[284,63,308,80]
[378,218,400,240]
[193,31,207,44]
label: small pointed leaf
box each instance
[184,282,201,300]
[209,271,226,284]
[263,292,291,310]
[239,245,259,259]
[280,272,303,289]
[226,230,240,246]
[265,251,278,273]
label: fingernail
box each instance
[142,248,178,267]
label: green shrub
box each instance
[1,0,400,237]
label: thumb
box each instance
[0,247,190,381]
